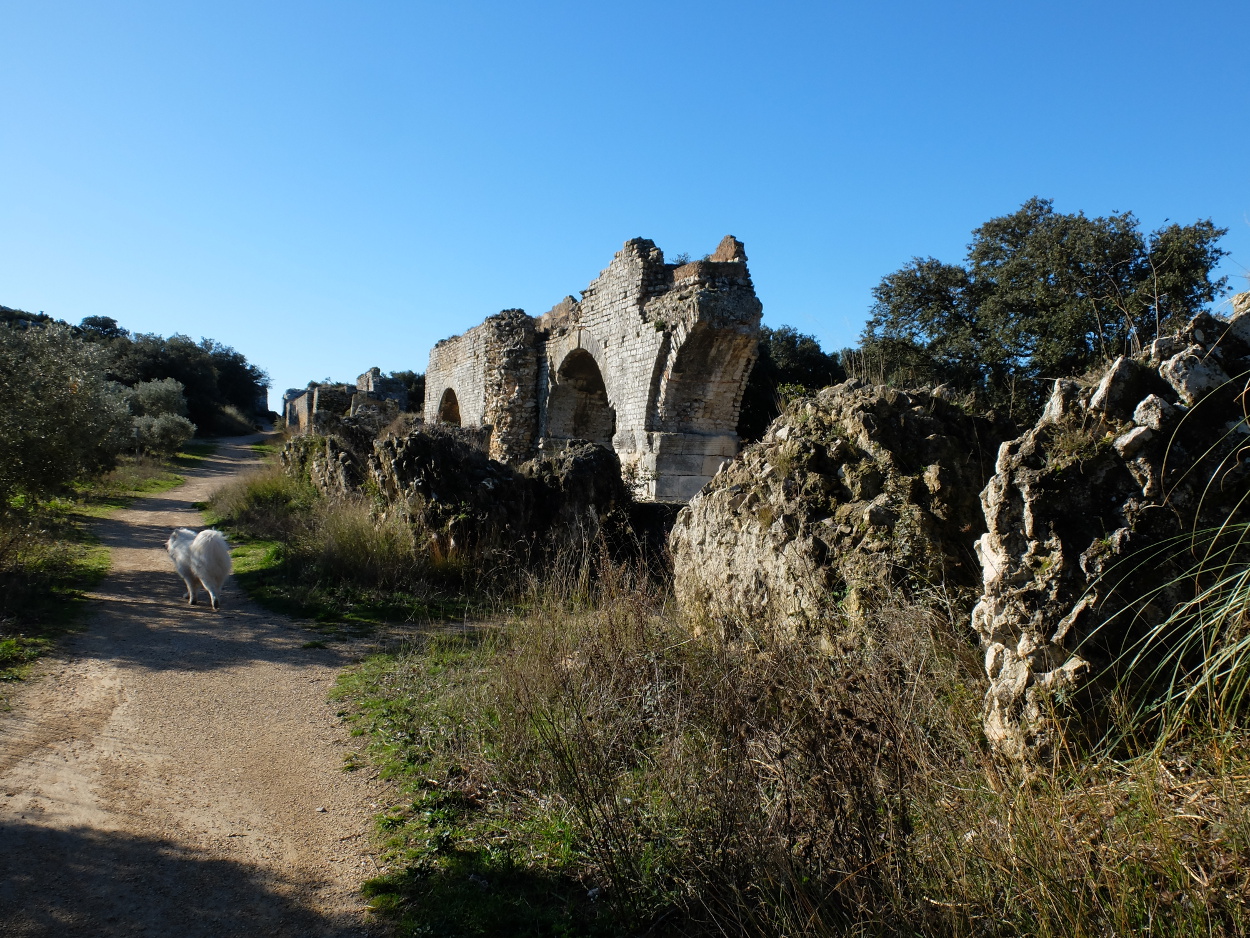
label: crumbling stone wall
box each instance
[425,236,763,501]
[283,389,313,431]
[353,367,409,413]
[286,369,415,434]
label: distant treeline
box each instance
[0,306,270,509]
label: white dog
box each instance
[165,528,232,610]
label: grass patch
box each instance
[335,631,612,937]
[334,566,1250,937]
[210,467,483,632]
[0,510,110,691]
[251,440,280,458]
[176,440,218,466]
[70,443,217,518]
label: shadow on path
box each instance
[77,567,354,674]
[0,821,364,938]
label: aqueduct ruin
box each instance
[424,235,763,501]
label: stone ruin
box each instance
[282,384,353,433]
[424,236,763,502]
[352,367,408,415]
[283,368,412,432]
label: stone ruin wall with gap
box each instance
[285,369,411,430]
[424,235,763,502]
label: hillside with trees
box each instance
[0,309,270,512]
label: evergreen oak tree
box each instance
[862,198,1227,419]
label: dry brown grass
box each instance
[341,553,1250,936]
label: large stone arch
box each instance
[437,387,462,425]
[545,346,616,446]
[425,235,762,502]
[654,321,758,434]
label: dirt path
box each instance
[0,437,389,938]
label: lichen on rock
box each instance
[670,380,1013,638]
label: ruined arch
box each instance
[655,323,758,433]
[546,348,616,445]
[437,387,462,425]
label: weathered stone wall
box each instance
[354,367,409,413]
[284,390,312,431]
[424,309,539,463]
[310,385,353,429]
[424,323,494,434]
[284,383,356,434]
[425,236,762,501]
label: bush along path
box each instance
[0,435,388,938]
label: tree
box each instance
[201,339,271,415]
[0,322,131,509]
[388,370,425,412]
[737,326,845,440]
[863,198,1228,419]
[79,316,129,340]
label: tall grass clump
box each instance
[209,465,477,623]
[209,464,318,540]
[310,500,428,591]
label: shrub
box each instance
[132,413,196,457]
[0,321,131,509]
[124,377,189,418]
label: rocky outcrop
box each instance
[670,381,1013,637]
[280,434,363,500]
[974,303,1250,760]
[283,424,632,565]
[669,296,1250,762]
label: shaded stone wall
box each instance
[284,389,312,431]
[353,367,409,413]
[425,236,762,501]
[284,383,355,433]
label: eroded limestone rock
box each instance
[670,380,1012,637]
[973,305,1250,760]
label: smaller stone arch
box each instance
[546,348,616,445]
[437,388,462,425]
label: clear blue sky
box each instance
[4,1,1248,408]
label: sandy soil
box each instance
[0,437,389,937]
